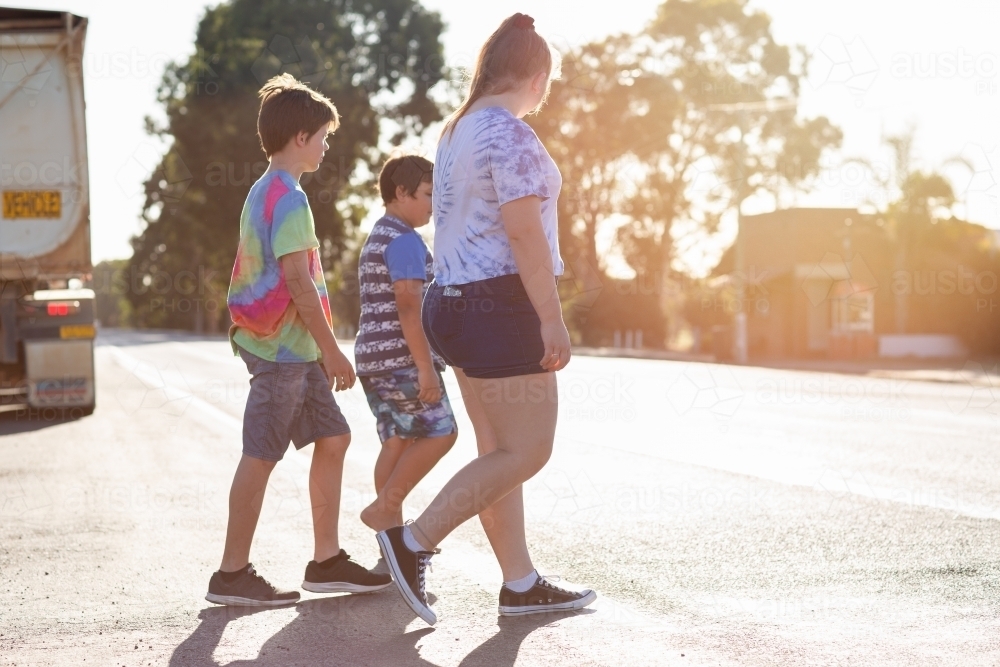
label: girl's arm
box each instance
[499,195,570,371]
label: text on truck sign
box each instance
[2,191,62,219]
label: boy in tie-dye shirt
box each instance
[228,170,330,362]
[208,74,390,609]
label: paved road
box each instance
[2,330,999,666]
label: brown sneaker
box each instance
[302,549,392,594]
[498,576,596,616]
[205,564,300,607]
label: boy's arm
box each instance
[393,279,442,404]
[281,250,356,391]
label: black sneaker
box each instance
[498,576,597,616]
[376,525,438,625]
[205,564,300,607]
[302,549,393,594]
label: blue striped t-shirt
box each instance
[354,215,446,376]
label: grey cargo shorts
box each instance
[238,346,351,462]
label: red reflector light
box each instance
[46,301,79,316]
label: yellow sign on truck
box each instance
[2,190,63,219]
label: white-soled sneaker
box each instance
[498,576,596,616]
[301,550,392,594]
[205,564,300,607]
[376,525,439,625]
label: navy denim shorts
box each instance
[238,347,351,462]
[421,273,547,379]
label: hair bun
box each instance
[512,13,534,30]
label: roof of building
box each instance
[713,208,887,277]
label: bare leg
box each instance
[220,454,277,572]
[310,433,351,562]
[454,368,534,581]
[410,372,557,552]
[374,436,409,496]
[361,436,413,530]
[362,431,457,532]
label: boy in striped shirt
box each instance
[355,156,458,549]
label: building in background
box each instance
[708,208,998,362]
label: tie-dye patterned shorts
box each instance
[359,366,457,443]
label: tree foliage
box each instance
[859,129,1000,347]
[125,0,446,330]
[530,0,842,346]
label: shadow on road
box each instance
[456,610,595,667]
[0,410,88,436]
[168,594,580,666]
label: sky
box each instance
[6,0,999,273]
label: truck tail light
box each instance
[46,301,80,316]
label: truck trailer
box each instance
[0,7,95,416]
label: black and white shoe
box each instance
[498,576,597,616]
[376,525,438,625]
[302,549,393,594]
[205,564,300,607]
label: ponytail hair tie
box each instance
[513,13,535,30]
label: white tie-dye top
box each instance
[432,106,564,286]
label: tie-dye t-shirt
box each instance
[432,106,563,285]
[227,170,331,363]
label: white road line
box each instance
[106,345,243,433]
[570,435,1000,523]
[108,342,1000,523]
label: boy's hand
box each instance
[394,279,444,404]
[416,366,442,404]
[322,346,356,392]
[282,250,351,389]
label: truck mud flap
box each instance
[24,339,95,409]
